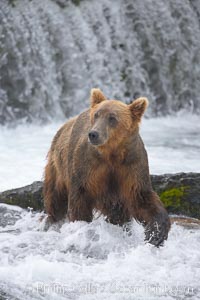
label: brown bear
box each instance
[43,89,170,246]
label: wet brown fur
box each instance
[43,89,170,243]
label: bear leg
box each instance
[106,202,131,226]
[43,163,68,222]
[135,191,170,247]
[68,187,93,222]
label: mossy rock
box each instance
[160,186,189,209]
[151,173,200,219]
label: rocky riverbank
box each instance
[0,172,199,218]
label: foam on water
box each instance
[0,204,200,299]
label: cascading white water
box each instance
[0,0,200,124]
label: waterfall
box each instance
[0,0,200,124]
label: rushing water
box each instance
[0,1,200,299]
[0,203,200,300]
[1,0,200,124]
[0,116,200,300]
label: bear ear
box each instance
[90,88,106,107]
[129,97,149,119]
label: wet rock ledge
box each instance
[0,173,199,219]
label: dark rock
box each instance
[0,173,199,218]
[0,181,43,211]
[151,173,200,218]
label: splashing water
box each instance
[0,203,200,300]
[0,114,200,299]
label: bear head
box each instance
[89,88,148,148]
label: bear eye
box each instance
[108,115,117,126]
[94,112,99,119]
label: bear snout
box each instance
[88,130,100,145]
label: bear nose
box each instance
[88,131,99,143]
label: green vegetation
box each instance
[160,186,189,209]
[158,185,200,218]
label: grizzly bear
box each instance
[44,89,170,246]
